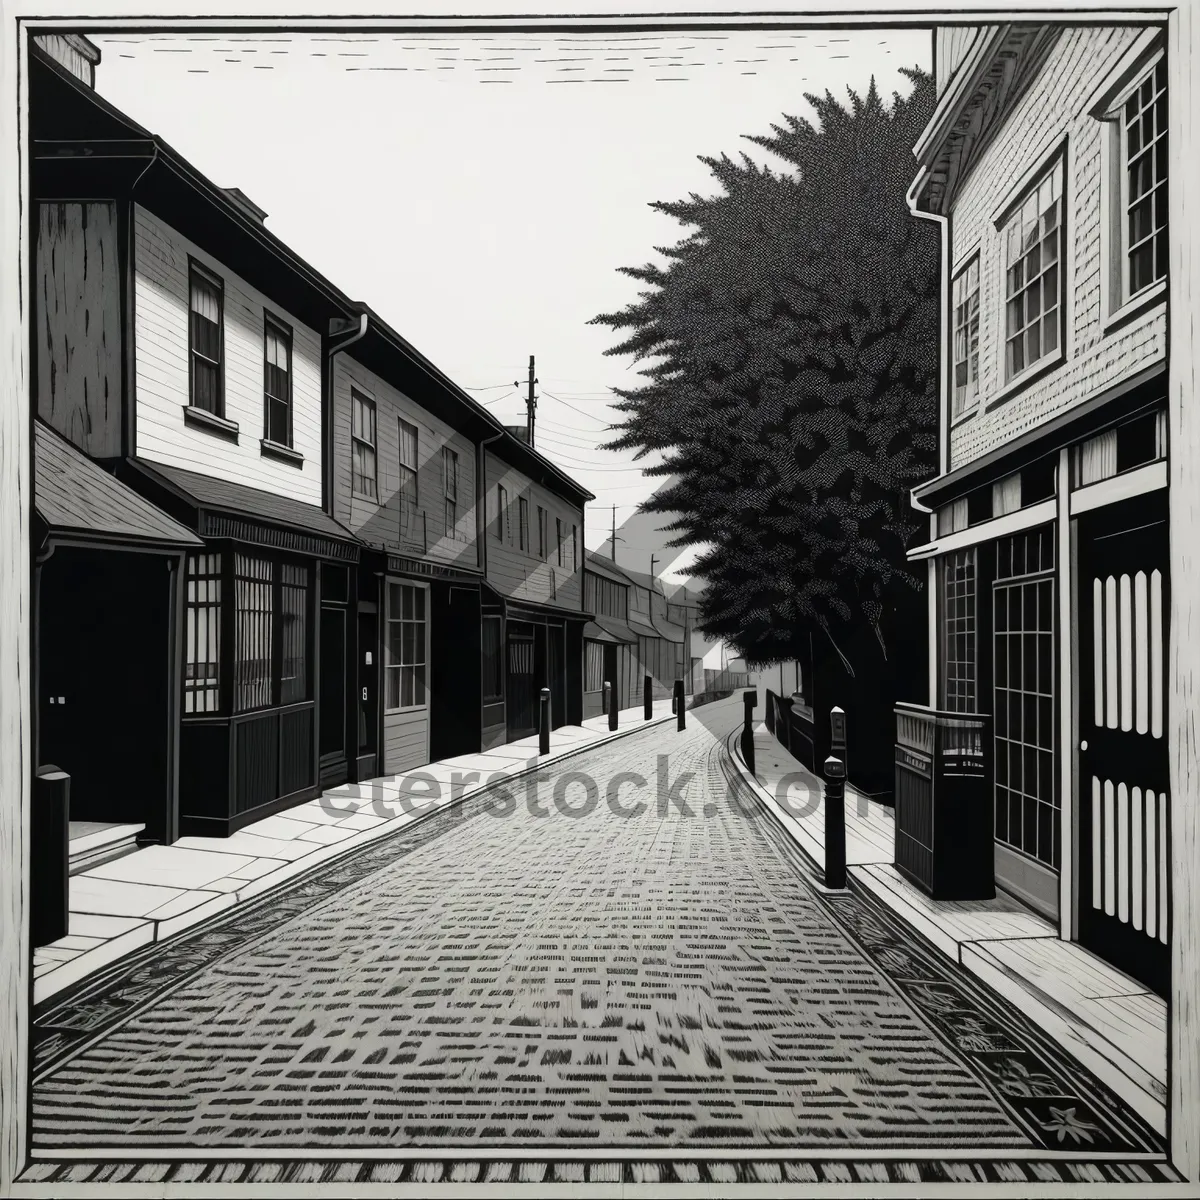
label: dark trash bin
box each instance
[33,765,71,947]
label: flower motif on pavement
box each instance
[1040,1106,1103,1144]
[979,1056,1060,1098]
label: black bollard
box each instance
[830,705,847,778]
[33,766,70,947]
[823,755,847,890]
[539,687,551,756]
[606,681,618,731]
[675,679,686,731]
[644,673,653,720]
[740,689,758,776]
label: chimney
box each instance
[222,187,269,225]
[33,34,102,88]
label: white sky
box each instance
[92,27,931,573]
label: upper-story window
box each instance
[495,484,509,542]
[1122,57,1168,299]
[263,315,292,447]
[351,391,377,499]
[518,496,529,552]
[1003,165,1063,383]
[952,256,980,417]
[572,525,578,572]
[398,419,418,514]
[442,447,459,540]
[537,506,547,558]
[556,518,564,566]
[188,262,224,415]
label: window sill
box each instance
[985,351,1066,413]
[384,704,429,717]
[260,438,304,467]
[951,403,980,429]
[182,405,239,443]
[1103,278,1167,337]
[352,488,381,507]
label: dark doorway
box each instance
[38,547,174,843]
[356,606,378,781]
[506,621,538,741]
[430,582,482,761]
[548,623,566,730]
[319,602,347,786]
[603,642,618,715]
[1077,491,1169,996]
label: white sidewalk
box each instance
[735,723,1168,1137]
[33,697,687,1005]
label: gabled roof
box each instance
[583,551,632,586]
[35,421,201,550]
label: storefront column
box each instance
[1056,447,1075,941]
[1168,0,1200,1180]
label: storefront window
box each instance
[943,548,977,714]
[386,582,428,710]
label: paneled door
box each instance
[1077,491,1169,996]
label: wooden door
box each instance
[505,623,538,740]
[1078,492,1169,996]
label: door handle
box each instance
[362,687,368,702]
[1080,739,1088,752]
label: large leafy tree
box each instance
[594,71,939,669]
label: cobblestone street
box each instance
[32,700,1161,1159]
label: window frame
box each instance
[262,311,294,449]
[397,417,419,521]
[556,517,564,566]
[537,505,547,559]
[951,254,981,420]
[1116,52,1168,305]
[183,551,223,714]
[351,389,378,501]
[1000,157,1066,389]
[519,495,530,552]
[442,446,459,540]
[384,580,430,714]
[495,484,508,542]
[187,259,225,417]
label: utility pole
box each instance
[611,506,617,562]
[650,555,658,588]
[514,355,537,448]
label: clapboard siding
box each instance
[35,202,122,458]
[383,707,428,775]
[331,355,478,570]
[484,453,583,609]
[133,206,323,504]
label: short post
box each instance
[33,765,70,947]
[539,687,551,756]
[644,673,653,720]
[830,705,847,778]
[823,755,847,890]
[740,689,758,776]
[674,679,686,730]
[606,680,618,731]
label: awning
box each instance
[585,615,637,645]
[35,421,202,551]
[652,616,686,644]
[627,616,660,640]
[123,459,361,562]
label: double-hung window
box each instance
[495,485,508,541]
[188,263,224,415]
[572,525,578,572]
[443,447,459,539]
[519,497,530,552]
[398,419,418,527]
[386,582,427,710]
[351,391,377,500]
[556,518,564,566]
[263,315,293,447]
[1003,165,1063,382]
[1121,57,1168,299]
[952,257,980,417]
[537,506,547,558]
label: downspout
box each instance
[906,163,949,712]
[323,311,369,516]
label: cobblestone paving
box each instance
[30,704,1154,1154]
